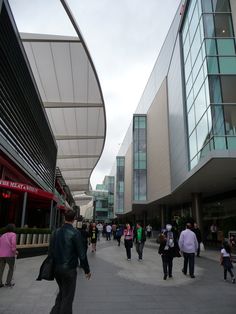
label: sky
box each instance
[9,0,181,189]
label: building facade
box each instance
[112,0,236,238]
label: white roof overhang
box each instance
[20,1,106,195]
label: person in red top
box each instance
[0,224,18,287]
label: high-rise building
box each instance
[111,0,236,237]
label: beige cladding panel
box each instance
[231,0,236,32]
[124,145,132,214]
[147,78,171,202]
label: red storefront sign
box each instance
[0,180,57,201]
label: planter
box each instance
[32,234,38,244]
[38,234,43,244]
[26,234,32,245]
[19,234,26,245]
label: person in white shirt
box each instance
[220,241,235,283]
[178,223,198,278]
[146,224,152,238]
[106,224,112,241]
[96,223,103,241]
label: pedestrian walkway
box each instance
[0,238,235,314]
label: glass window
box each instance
[207,57,219,74]
[199,142,211,159]
[201,0,213,13]
[212,0,231,12]
[214,14,233,37]
[187,89,194,111]
[183,33,191,62]
[190,155,198,169]
[139,116,146,128]
[212,105,225,135]
[196,113,209,151]
[224,105,236,135]
[188,105,196,135]
[204,76,211,107]
[199,17,205,41]
[221,76,236,103]
[207,106,213,135]
[188,0,197,23]
[227,137,236,149]
[208,76,222,103]
[186,75,193,98]
[203,14,215,37]
[189,2,199,42]
[192,50,203,83]
[205,39,217,55]
[191,27,202,65]
[217,39,235,55]
[219,57,236,74]
[182,16,189,44]
[185,53,192,83]
[195,84,207,122]
[189,130,198,159]
[193,67,205,98]
[214,136,227,149]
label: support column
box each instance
[49,200,54,230]
[21,192,28,227]
[160,205,165,228]
[192,193,202,230]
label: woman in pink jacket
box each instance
[0,224,18,287]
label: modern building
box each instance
[0,0,106,228]
[112,0,236,238]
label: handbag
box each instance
[200,242,205,252]
[36,255,54,281]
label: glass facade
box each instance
[103,176,114,219]
[116,157,125,213]
[182,0,236,169]
[133,115,147,201]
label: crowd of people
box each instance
[0,214,235,313]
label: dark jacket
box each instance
[49,223,90,274]
[193,228,202,243]
[133,227,146,244]
[158,231,180,258]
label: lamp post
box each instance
[93,198,96,222]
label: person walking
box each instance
[220,241,235,283]
[49,210,91,314]
[158,224,177,280]
[133,223,146,261]
[146,224,152,238]
[0,224,18,287]
[115,224,123,246]
[123,224,133,260]
[210,223,218,246]
[178,223,198,278]
[96,222,103,241]
[106,224,112,241]
[89,223,98,252]
[193,222,202,257]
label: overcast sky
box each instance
[9,0,181,189]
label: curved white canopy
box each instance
[20,1,106,194]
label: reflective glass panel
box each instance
[224,106,236,135]
[196,113,209,151]
[201,0,213,13]
[185,53,192,82]
[193,67,205,98]
[190,155,198,169]
[214,136,227,149]
[219,57,236,74]
[217,39,235,55]
[183,33,191,61]
[189,130,198,159]
[187,89,194,111]
[188,105,196,135]
[208,76,222,103]
[207,57,219,74]
[212,105,225,135]
[207,106,213,135]
[203,14,215,37]
[188,0,197,22]
[192,50,203,82]
[227,137,236,149]
[189,2,199,42]
[221,76,236,103]
[195,84,207,121]
[191,26,202,65]
[199,142,211,159]
[215,14,233,37]
[205,39,217,55]
[212,0,231,12]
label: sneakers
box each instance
[127,258,131,261]
[163,274,167,280]
[182,269,187,275]
[5,283,15,287]
[190,275,195,279]
[0,284,4,288]
[232,278,235,284]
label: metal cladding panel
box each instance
[167,36,189,191]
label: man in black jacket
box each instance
[50,210,91,314]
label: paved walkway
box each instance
[0,238,235,314]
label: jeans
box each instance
[0,257,15,285]
[183,252,195,276]
[136,242,144,260]
[50,268,77,314]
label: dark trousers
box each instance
[0,257,15,285]
[197,243,200,256]
[161,254,173,276]
[117,236,121,246]
[124,239,132,259]
[183,252,195,276]
[106,232,111,240]
[50,268,77,314]
[136,242,144,260]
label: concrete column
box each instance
[21,192,28,228]
[192,193,202,230]
[49,200,54,229]
[160,205,165,228]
